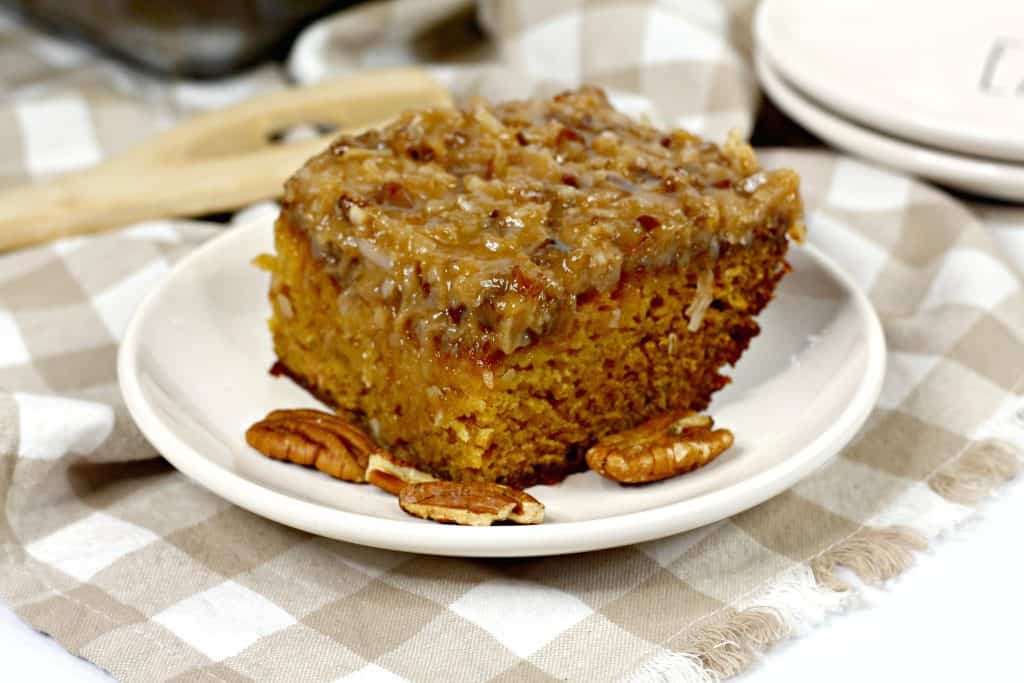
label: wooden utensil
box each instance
[0,67,451,252]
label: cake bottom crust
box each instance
[267,359,590,488]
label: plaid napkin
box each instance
[1,2,1023,682]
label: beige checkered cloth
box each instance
[1,2,1023,682]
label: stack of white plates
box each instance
[755,0,1024,201]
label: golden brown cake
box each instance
[258,87,804,488]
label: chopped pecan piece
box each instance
[585,410,734,484]
[399,481,545,526]
[504,488,545,524]
[366,451,437,495]
[245,408,381,483]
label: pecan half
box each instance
[366,451,437,495]
[245,409,381,483]
[585,411,734,484]
[399,481,545,526]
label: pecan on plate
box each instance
[245,408,381,483]
[585,411,734,484]
[366,451,437,495]
[399,481,545,526]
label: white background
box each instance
[2,224,1022,681]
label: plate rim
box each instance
[755,0,1024,164]
[118,218,887,557]
[754,49,1024,203]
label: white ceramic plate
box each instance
[756,52,1024,203]
[119,215,885,557]
[756,0,1024,163]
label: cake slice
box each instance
[259,87,804,488]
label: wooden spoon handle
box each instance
[0,137,328,251]
[0,67,451,252]
[113,67,450,166]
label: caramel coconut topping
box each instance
[281,87,803,360]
